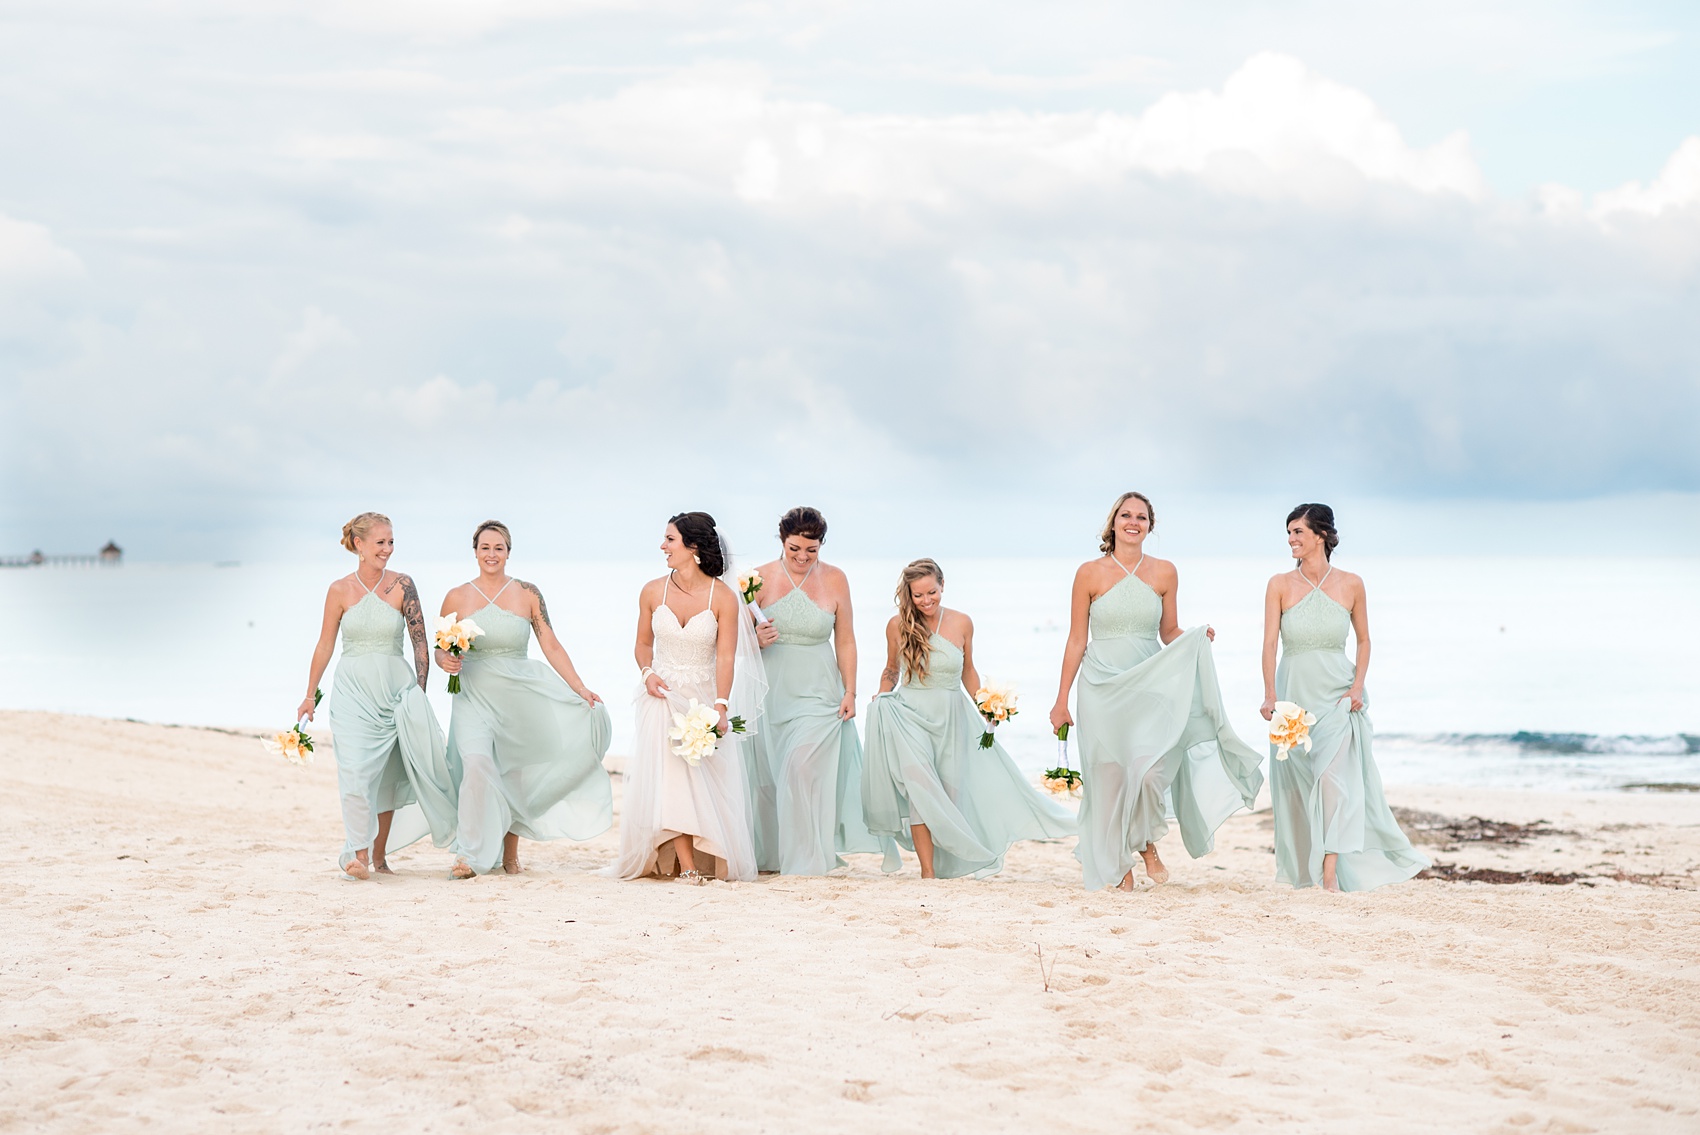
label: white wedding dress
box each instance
[611,577,759,881]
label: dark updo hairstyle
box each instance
[473,519,512,549]
[778,506,828,544]
[1285,503,1340,560]
[668,511,726,577]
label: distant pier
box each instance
[1,541,123,568]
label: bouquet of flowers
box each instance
[973,682,1018,749]
[735,567,766,623]
[1268,701,1317,760]
[263,723,315,766]
[434,613,485,694]
[1042,722,1081,795]
[667,698,747,766]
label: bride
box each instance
[611,511,766,883]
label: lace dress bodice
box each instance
[340,592,405,658]
[1089,572,1162,641]
[905,634,963,691]
[1280,581,1351,657]
[653,586,719,683]
[767,586,835,647]
[472,605,532,659]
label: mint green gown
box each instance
[862,626,1076,879]
[1073,565,1264,890]
[325,590,458,872]
[1268,571,1428,891]
[753,580,890,875]
[446,588,614,875]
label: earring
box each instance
[693,554,701,564]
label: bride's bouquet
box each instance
[736,567,766,623]
[1268,701,1317,760]
[262,724,315,766]
[1042,723,1081,795]
[668,699,748,767]
[973,682,1018,749]
[434,613,485,694]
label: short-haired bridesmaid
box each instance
[1261,504,1427,891]
[1050,492,1263,890]
[748,507,890,874]
[298,512,458,879]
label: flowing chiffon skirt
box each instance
[755,640,890,874]
[1074,627,1265,890]
[862,684,1076,879]
[1268,650,1427,890]
[327,653,457,871]
[613,676,758,882]
[446,655,614,874]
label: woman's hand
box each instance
[838,692,856,721]
[575,686,603,706]
[1259,697,1276,721]
[755,620,779,648]
[1049,702,1073,733]
[435,648,462,675]
[644,672,670,699]
[717,707,730,735]
[1204,624,1216,642]
[296,695,317,722]
[1344,688,1365,712]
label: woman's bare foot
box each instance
[502,833,523,875]
[372,859,394,876]
[1140,844,1169,885]
[450,860,475,880]
[1117,869,1136,892]
[1322,853,1340,892]
[343,852,370,880]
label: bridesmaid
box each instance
[437,520,612,878]
[749,507,888,875]
[1050,492,1263,891]
[862,559,1076,879]
[298,512,457,879]
[1261,503,1428,892]
[612,511,762,883]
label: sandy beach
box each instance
[3,710,1696,1134]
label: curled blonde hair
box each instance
[894,558,945,685]
[341,511,392,553]
[1099,491,1155,554]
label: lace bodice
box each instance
[1090,572,1162,641]
[767,586,834,646]
[653,591,719,682]
[1280,580,1350,656]
[472,605,532,659]
[340,592,404,658]
[905,633,963,691]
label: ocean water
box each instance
[2,556,1696,791]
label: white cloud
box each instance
[1592,136,1700,217]
[0,214,84,288]
[270,307,355,377]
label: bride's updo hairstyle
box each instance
[894,558,945,685]
[341,511,391,553]
[1285,503,1340,560]
[778,506,827,543]
[473,520,512,549]
[668,511,726,577]
[1099,491,1155,553]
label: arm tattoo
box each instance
[519,581,552,638]
[882,663,900,686]
[398,574,429,689]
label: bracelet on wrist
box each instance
[714,697,730,708]
[641,666,655,678]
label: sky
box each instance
[2,0,1698,562]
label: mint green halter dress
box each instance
[862,616,1076,879]
[1267,568,1428,891]
[751,566,890,875]
[445,581,614,874]
[324,579,458,872]
[1073,558,1264,890]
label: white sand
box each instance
[3,710,1697,1133]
